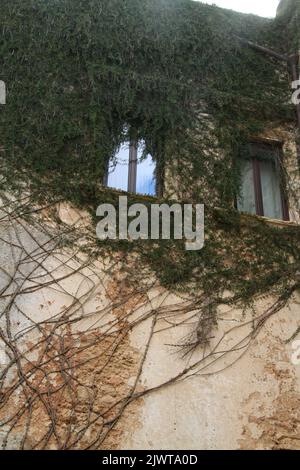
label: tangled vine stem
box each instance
[0,193,299,450]
[0,0,300,450]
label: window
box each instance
[237,142,289,221]
[106,140,156,196]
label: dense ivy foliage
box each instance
[0,0,294,201]
[0,0,299,315]
[274,0,300,52]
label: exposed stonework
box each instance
[122,296,300,450]
[1,202,300,449]
[0,211,146,449]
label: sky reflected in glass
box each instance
[107,142,156,196]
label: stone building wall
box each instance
[1,0,300,451]
[0,199,300,450]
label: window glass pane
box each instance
[260,160,283,220]
[107,142,129,191]
[107,140,156,195]
[136,143,156,196]
[237,159,256,215]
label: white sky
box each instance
[196,0,280,18]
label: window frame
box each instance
[104,138,160,196]
[238,141,289,221]
[128,140,138,193]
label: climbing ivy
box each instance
[0,0,299,334]
[0,0,293,198]
[274,0,300,52]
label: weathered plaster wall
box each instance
[0,203,300,450]
[0,206,144,450]
[123,293,300,450]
